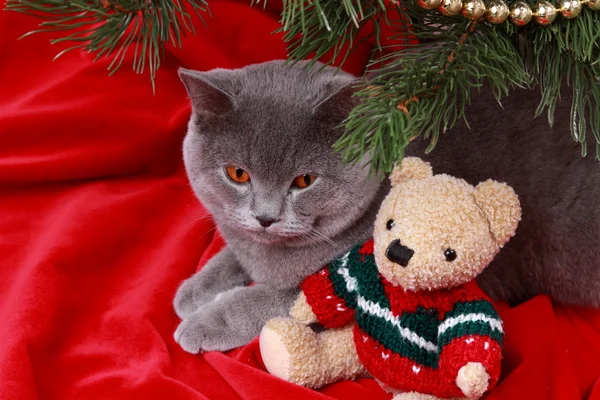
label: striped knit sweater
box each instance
[301,239,504,398]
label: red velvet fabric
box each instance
[1,2,600,399]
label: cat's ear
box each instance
[178,68,237,116]
[313,78,362,122]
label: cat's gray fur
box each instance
[174,61,389,353]
[175,60,600,354]
[404,85,600,307]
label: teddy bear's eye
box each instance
[386,219,395,230]
[444,248,457,262]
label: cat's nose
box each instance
[256,216,279,228]
[386,239,414,267]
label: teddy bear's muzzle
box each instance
[385,239,414,267]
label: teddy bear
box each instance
[259,157,521,400]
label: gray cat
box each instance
[174,61,389,353]
[174,60,600,354]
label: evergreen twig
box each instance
[4,0,209,89]
[278,0,389,68]
[280,0,599,173]
[4,0,599,172]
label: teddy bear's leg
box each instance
[260,318,367,389]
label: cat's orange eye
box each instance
[226,165,250,183]
[293,174,317,189]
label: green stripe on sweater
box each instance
[401,306,439,343]
[438,320,504,349]
[327,259,358,309]
[350,250,390,309]
[444,300,500,321]
[355,308,439,368]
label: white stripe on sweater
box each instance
[357,296,438,353]
[438,313,504,336]
[336,251,358,293]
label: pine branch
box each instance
[335,17,530,173]
[280,0,600,174]
[278,0,391,68]
[4,0,209,89]
[527,10,600,155]
[5,0,599,172]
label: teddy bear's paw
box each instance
[456,362,489,399]
[289,292,318,323]
[260,318,322,387]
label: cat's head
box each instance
[179,60,382,245]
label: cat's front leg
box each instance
[174,284,299,353]
[173,246,250,319]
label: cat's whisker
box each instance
[194,214,214,223]
[308,228,337,248]
[297,231,319,245]
[198,226,218,241]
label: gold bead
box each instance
[558,0,582,18]
[462,0,487,19]
[586,0,600,10]
[509,1,533,25]
[417,0,443,10]
[486,0,510,23]
[439,0,463,15]
[534,1,557,24]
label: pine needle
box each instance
[5,0,599,168]
[281,0,600,173]
[5,0,209,89]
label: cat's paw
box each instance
[174,285,297,354]
[173,279,201,319]
[174,306,251,353]
[173,278,220,320]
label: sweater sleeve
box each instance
[300,252,359,328]
[437,284,504,389]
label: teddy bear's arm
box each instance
[299,267,356,328]
[290,292,318,323]
[455,362,491,398]
[437,298,504,395]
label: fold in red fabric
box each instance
[1,2,599,399]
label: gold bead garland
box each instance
[440,0,464,15]
[462,0,487,19]
[509,1,533,25]
[534,1,558,24]
[486,0,510,23]
[417,0,598,25]
[559,0,582,17]
[417,0,444,10]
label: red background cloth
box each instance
[1,2,599,399]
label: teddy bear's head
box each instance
[374,157,521,292]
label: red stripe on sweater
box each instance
[301,268,355,328]
[359,239,374,260]
[382,279,491,317]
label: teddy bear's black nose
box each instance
[386,239,414,267]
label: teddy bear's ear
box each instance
[390,157,433,186]
[473,180,522,248]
